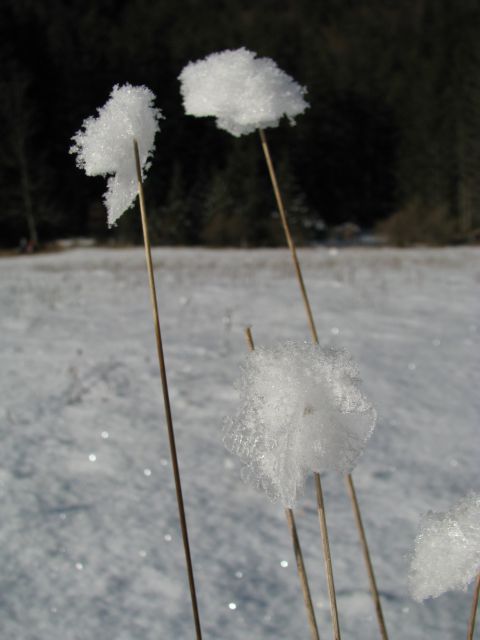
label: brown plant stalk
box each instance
[259,127,388,640]
[467,574,480,640]
[134,139,202,640]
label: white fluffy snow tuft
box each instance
[179,48,309,137]
[70,83,162,227]
[224,342,376,507]
[409,493,480,601]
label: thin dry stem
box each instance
[285,508,321,640]
[244,326,255,352]
[345,475,388,639]
[315,473,341,640]
[259,128,388,639]
[134,139,202,640]
[259,129,318,344]
[467,574,480,640]
[244,327,321,640]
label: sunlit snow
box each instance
[0,246,478,639]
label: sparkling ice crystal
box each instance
[179,48,309,137]
[409,493,480,601]
[224,342,376,507]
[70,84,161,226]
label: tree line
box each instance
[1,0,479,247]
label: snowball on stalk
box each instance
[224,342,376,508]
[70,83,162,227]
[409,493,480,601]
[179,48,309,137]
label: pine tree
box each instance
[202,171,241,246]
[153,163,193,245]
[0,67,45,246]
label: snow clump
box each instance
[70,83,162,226]
[224,342,376,507]
[179,48,309,137]
[409,493,480,601]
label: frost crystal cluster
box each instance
[409,493,480,601]
[70,83,161,226]
[224,342,376,507]
[179,48,309,137]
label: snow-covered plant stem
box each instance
[132,140,203,640]
[258,129,388,640]
[468,574,480,640]
[244,328,320,640]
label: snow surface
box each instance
[0,247,479,639]
[70,84,162,227]
[409,492,480,601]
[224,342,376,507]
[179,48,308,136]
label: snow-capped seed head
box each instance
[224,342,376,507]
[409,493,480,601]
[70,83,162,227]
[179,48,309,137]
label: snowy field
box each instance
[1,246,479,640]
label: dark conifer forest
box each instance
[1,0,480,247]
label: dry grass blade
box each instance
[133,139,203,640]
[259,128,388,639]
[315,473,341,640]
[468,574,480,640]
[258,129,318,344]
[345,475,388,639]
